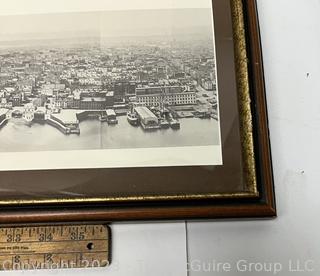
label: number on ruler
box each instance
[70,231,85,240]
[7,234,21,243]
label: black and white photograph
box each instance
[0,0,221,170]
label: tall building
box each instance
[79,97,106,110]
[12,95,22,107]
[106,91,115,108]
[135,86,196,107]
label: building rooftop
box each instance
[52,110,78,124]
[81,97,106,102]
[135,106,157,119]
[136,85,184,95]
[106,109,116,116]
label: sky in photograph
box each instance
[0,8,214,42]
[0,0,212,15]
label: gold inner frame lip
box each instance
[231,0,258,195]
[0,192,259,206]
[0,0,258,205]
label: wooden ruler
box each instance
[0,224,110,270]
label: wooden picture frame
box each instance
[0,0,275,223]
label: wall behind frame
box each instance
[187,0,320,275]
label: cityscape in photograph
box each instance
[0,9,220,152]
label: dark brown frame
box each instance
[0,0,275,223]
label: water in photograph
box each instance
[0,116,220,152]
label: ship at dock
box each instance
[106,109,118,125]
[127,111,139,126]
[167,115,180,129]
[159,118,170,129]
[99,111,108,122]
[154,106,180,130]
[127,104,139,126]
[148,106,169,129]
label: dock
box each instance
[49,110,80,134]
[0,109,9,128]
[135,106,160,130]
[47,118,71,135]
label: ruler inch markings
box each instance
[0,224,110,271]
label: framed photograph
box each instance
[0,0,275,223]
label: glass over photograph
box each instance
[0,0,222,170]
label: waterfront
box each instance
[0,116,220,152]
[0,7,221,168]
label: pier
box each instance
[135,107,160,130]
[76,110,102,122]
[50,110,80,134]
[0,109,9,128]
[0,104,216,135]
[47,118,71,135]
